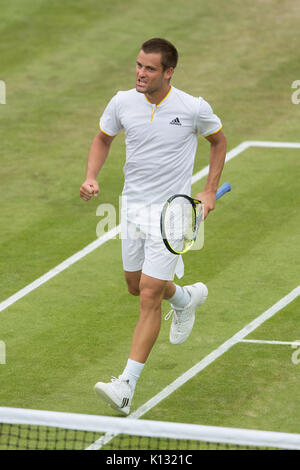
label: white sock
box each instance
[121,359,145,391]
[168,285,190,309]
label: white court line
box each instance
[244,141,300,149]
[0,226,120,313]
[87,285,300,449]
[191,140,300,184]
[240,339,299,346]
[1,140,299,314]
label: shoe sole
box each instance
[94,383,130,416]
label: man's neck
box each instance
[145,85,171,105]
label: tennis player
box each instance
[80,38,227,415]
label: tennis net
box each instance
[1,407,299,451]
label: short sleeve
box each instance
[99,93,123,136]
[195,98,222,137]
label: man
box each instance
[80,38,226,415]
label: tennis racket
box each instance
[160,182,231,255]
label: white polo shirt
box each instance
[99,86,222,231]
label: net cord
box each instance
[1,407,300,450]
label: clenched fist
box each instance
[80,180,99,201]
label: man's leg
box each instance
[120,272,174,393]
[124,270,177,304]
[125,271,189,306]
[124,270,142,296]
[128,273,167,363]
[124,270,175,299]
[94,272,169,415]
[124,272,198,358]
[122,276,194,391]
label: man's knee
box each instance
[125,271,141,296]
[128,284,140,296]
[139,277,167,307]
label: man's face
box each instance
[136,50,173,95]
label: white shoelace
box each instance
[164,309,175,321]
[164,304,187,322]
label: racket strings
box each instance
[164,197,197,253]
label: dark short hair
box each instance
[140,38,178,70]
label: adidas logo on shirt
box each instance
[169,117,182,126]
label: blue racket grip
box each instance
[216,182,231,200]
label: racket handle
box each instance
[216,182,231,200]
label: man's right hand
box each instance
[80,180,99,201]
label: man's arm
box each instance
[80,130,115,201]
[194,129,227,218]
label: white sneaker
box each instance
[94,376,133,415]
[165,282,208,345]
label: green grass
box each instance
[0,0,300,450]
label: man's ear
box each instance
[164,67,175,81]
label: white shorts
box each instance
[121,221,184,281]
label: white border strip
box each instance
[244,141,300,149]
[90,286,300,449]
[240,339,299,346]
[1,406,300,450]
[1,140,299,314]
